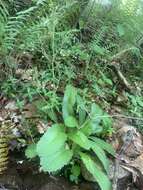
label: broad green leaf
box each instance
[80,152,111,190]
[37,124,67,157]
[102,114,113,129]
[90,141,109,173]
[91,103,103,116]
[91,121,103,134]
[78,107,86,126]
[62,85,77,120]
[25,144,37,159]
[80,119,102,136]
[80,119,93,136]
[40,148,73,172]
[68,131,91,150]
[90,137,115,156]
[65,116,78,128]
[91,103,103,124]
[76,95,86,125]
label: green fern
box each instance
[0,0,82,53]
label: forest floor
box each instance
[0,96,143,190]
[1,1,143,190]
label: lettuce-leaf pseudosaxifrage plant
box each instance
[25,85,115,190]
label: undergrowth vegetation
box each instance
[0,0,143,189]
[26,85,115,190]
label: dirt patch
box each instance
[0,163,96,190]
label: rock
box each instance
[129,153,143,175]
[117,125,143,158]
[108,161,131,180]
[109,161,131,190]
[110,121,143,189]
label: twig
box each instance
[115,69,132,91]
[109,62,132,91]
[86,113,143,122]
[110,47,138,61]
[96,114,143,121]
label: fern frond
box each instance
[2,5,37,51]
[36,0,47,6]
[0,0,9,22]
